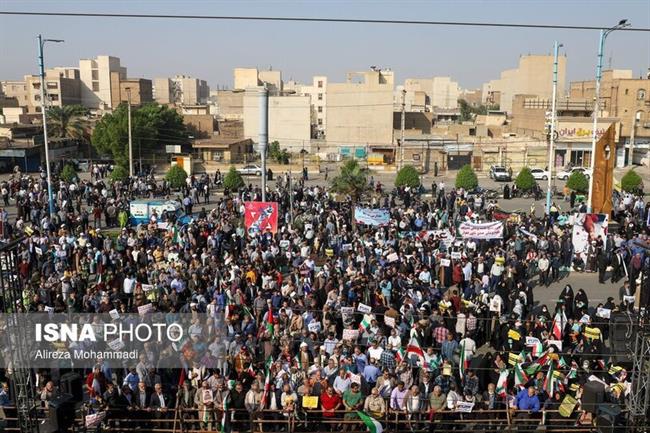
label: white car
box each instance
[529,168,550,180]
[236,164,263,176]
[556,167,592,181]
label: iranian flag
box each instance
[266,306,275,336]
[359,314,373,333]
[406,336,425,366]
[514,363,529,388]
[357,411,383,433]
[543,364,555,395]
[495,369,509,397]
[551,310,567,340]
[395,347,406,364]
[219,395,229,433]
[260,356,274,406]
[294,353,302,370]
[459,341,469,379]
[526,337,543,358]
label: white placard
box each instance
[308,322,321,333]
[357,303,372,314]
[579,314,591,324]
[341,307,354,318]
[157,222,170,230]
[109,309,120,320]
[489,298,501,313]
[35,247,43,256]
[456,401,475,413]
[546,339,563,351]
[451,252,461,260]
[342,329,359,340]
[138,303,153,315]
[341,243,352,251]
[387,253,399,262]
[384,316,396,328]
[440,258,451,267]
[44,306,54,316]
[596,307,611,319]
[624,295,635,305]
[202,389,213,404]
[142,284,155,292]
[108,338,125,351]
[526,336,541,346]
[349,373,361,385]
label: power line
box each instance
[0,11,649,32]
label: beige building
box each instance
[214,90,244,120]
[242,90,311,149]
[289,76,328,136]
[403,77,460,110]
[79,55,127,109]
[482,55,567,113]
[233,68,283,94]
[0,81,29,107]
[119,78,153,105]
[154,75,209,105]
[326,70,394,146]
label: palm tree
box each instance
[330,159,368,229]
[47,105,90,140]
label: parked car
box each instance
[530,167,550,180]
[237,164,263,176]
[489,165,512,182]
[556,166,592,180]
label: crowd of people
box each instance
[0,164,648,432]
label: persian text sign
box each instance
[244,202,279,235]
[354,208,390,226]
[458,221,503,239]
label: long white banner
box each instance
[458,221,503,239]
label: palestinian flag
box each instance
[406,337,425,366]
[266,306,275,336]
[544,363,555,395]
[514,363,528,388]
[459,341,468,379]
[357,411,383,433]
[557,357,568,369]
[395,347,406,364]
[525,351,550,376]
[260,356,274,406]
[359,314,373,333]
[495,369,509,397]
[567,362,578,380]
[551,311,567,340]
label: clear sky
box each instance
[1,0,649,91]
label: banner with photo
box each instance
[244,202,279,235]
[571,213,608,255]
[458,221,503,239]
[354,207,390,226]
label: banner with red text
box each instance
[458,221,503,239]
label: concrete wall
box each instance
[234,68,259,90]
[154,78,172,104]
[243,92,311,149]
[120,79,153,105]
[215,90,244,120]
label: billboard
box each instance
[244,202,279,235]
[354,207,390,226]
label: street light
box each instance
[546,41,563,215]
[586,19,630,213]
[37,34,64,216]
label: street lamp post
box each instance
[546,41,562,215]
[259,86,268,202]
[126,88,134,177]
[37,34,64,216]
[587,19,630,213]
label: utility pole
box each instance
[259,86,268,201]
[547,41,562,215]
[629,111,637,166]
[37,34,63,216]
[126,88,133,177]
[400,89,406,170]
[587,19,629,213]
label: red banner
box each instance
[244,202,279,235]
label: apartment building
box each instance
[119,78,153,105]
[0,81,29,107]
[291,76,328,136]
[233,68,283,94]
[23,68,82,113]
[154,75,209,105]
[403,76,460,110]
[79,55,127,109]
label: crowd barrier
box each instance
[0,405,630,432]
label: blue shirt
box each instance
[516,388,540,412]
[363,364,380,383]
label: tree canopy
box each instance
[223,166,245,191]
[47,105,90,140]
[395,165,421,188]
[92,103,187,168]
[566,171,589,193]
[455,164,478,190]
[330,159,368,202]
[165,165,188,189]
[621,169,643,193]
[515,167,536,191]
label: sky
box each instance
[1,0,649,91]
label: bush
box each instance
[224,166,244,190]
[110,165,129,182]
[269,141,290,164]
[566,171,588,193]
[455,164,478,190]
[60,164,77,183]
[165,165,188,189]
[395,165,421,188]
[621,169,643,193]
[515,167,536,191]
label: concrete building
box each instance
[482,55,567,113]
[291,76,328,137]
[78,55,127,109]
[214,90,244,120]
[242,90,311,149]
[326,70,394,147]
[119,78,153,106]
[233,68,283,94]
[403,77,460,110]
[154,75,209,105]
[0,81,29,107]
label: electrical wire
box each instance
[0,11,649,32]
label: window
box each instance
[32,82,41,90]
[50,94,59,102]
[625,89,629,95]
[317,80,323,88]
[317,119,323,126]
[318,93,323,100]
[92,82,100,91]
[34,95,41,101]
[317,106,323,113]
[46,82,58,89]
[91,70,99,80]
[638,89,646,100]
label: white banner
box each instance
[357,303,372,314]
[458,221,503,239]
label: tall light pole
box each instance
[126,88,134,177]
[399,89,406,170]
[37,34,64,216]
[259,86,268,201]
[587,19,630,213]
[546,41,562,215]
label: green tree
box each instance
[515,167,537,191]
[60,164,77,183]
[455,164,478,190]
[47,105,90,140]
[621,168,643,193]
[110,165,129,182]
[269,140,290,164]
[223,166,244,191]
[165,165,188,189]
[395,165,421,188]
[330,159,368,202]
[92,102,186,167]
[566,171,589,193]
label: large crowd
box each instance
[0,165,649,432]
